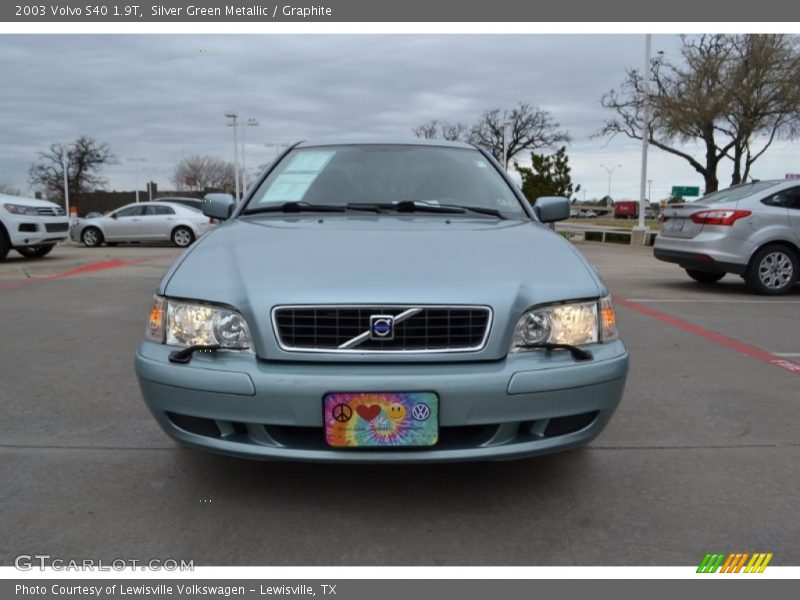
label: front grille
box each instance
[45,222,69,232]
[36,206,65,216]
[273,305,492,352]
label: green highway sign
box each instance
[672,185,700,196]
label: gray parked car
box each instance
[654,180,800,294]
[71,201,213,248]
[135,140,629,462]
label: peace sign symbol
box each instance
[332,403,353,423]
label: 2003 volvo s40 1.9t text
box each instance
[135,140,629,462]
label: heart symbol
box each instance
[356,404,381,421]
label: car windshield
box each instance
[245,144,528,217]
[691,181,779,204]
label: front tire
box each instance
[81,227,103,247]
[685,269,725,284]
[745,244,798,295]
[171,226,195,248]
[0,228,10,261]
[16,244,56,258]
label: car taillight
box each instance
[690,209,751,226]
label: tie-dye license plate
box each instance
[324,392,439,448]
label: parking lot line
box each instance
[0,255,172,290]
[613,295,800,377]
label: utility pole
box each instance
[225,112,240,202]
[127,157,146,203]
[240,117,258,196]
[633,33,652,245]
[61,144,70,220]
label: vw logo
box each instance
[411,403,431,421]
[370,315,394,340]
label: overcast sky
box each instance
[1,34,797,201]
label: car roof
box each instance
[295,138,477,150]
[155,197,201,202]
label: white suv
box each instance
[0,193,70,261]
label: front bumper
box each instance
[135,339,629,462]
[5,214,70,246]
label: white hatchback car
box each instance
[71,202,214,248]
[0,193,70,261]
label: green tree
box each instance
[514,146,580,204]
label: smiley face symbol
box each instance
[387,403,407,420]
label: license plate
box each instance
[324,392,439,448]
[665,217,685,232]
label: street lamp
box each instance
[61,144,71,219]
[240,117,259,195]
[127,157,146,203]
[501,120,512,169]
[600,164,622,207]
[225,112,240,202]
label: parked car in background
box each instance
[71,202,213,248]
[578,209,598,219]
[654,180,800,294]
[154,197,204,212]
[135,140,629,462]
[0,193,70,261]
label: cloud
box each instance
[0,34,796,201]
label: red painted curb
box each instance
[613,294,800,377]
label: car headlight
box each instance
[3,203,39,216]
[510,296,618,352]
[145,296,254,351]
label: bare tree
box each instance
[599,34,800,193]
[412,119,468,141]
[28,136,117,201]
[723,35,800,184]
[469,104,570,167]
[414,104,569,167]
[172,155,236,193]
[0,181,21,196]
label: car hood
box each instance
[160,216,604,361]
[0,193,61,209]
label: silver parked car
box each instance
[71,202,213,248]
[135,140,629,463]
[654,180,800,294]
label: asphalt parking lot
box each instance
[1,241,798,566]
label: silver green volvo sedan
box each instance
[135,140,629,462]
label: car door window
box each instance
[761,188,799,208]
[114,205,145,217]
[146,205,175,216]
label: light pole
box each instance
[240,117,258,196]
[225,112,240,202]
[61,144,70,219]
[636,33,653,235]
[600,164,622,206]
[501,120,512,169]
[127,157,146,203]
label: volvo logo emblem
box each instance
[369,315,395,340]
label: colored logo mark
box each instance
[697,552,773,573]
[369,315,394,340]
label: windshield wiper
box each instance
[517,342,593,362]
[243,201,346,215]
[437,204,506,219]
[347,201,465,215]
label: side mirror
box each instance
[111,212,118,219]
[202,194,235,220]
[533,196,570,223]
